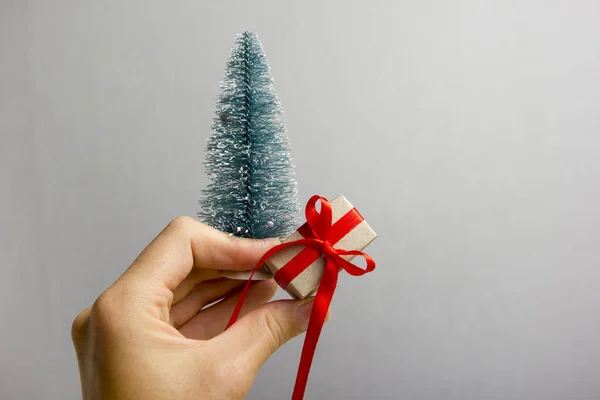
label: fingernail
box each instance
[296,300,314,331]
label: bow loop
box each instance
[305,195,332,240]
[330,249,376,277]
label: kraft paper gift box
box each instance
[222,195,377,299]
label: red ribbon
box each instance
[226,195,376,400]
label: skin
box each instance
[71,216,328,399]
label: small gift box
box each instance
[265,195,377,299]
[221,195,377,298]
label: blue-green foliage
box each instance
[199,31,300,239]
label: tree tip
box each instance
[240,30,260,40]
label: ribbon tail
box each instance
[291,258,339,400]
[225,265,258,329]
[225,243,286,329]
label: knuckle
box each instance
[88,283,148,335]
[168,216,194,231]
[223,236,252,267]
[93,290,112,313]
[153,284,174,311]
[224,236,244,263]
[91,289,120,328]
[70,308,90,343]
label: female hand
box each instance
[71,216,319,399]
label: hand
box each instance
[71,217,321,400]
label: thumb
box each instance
[214,297,323,371]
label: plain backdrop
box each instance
[2,1,600,399]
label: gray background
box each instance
[2,1,600,399]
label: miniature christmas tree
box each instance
[198,31,299,239]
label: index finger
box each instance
[121,216,279,291]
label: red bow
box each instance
[226,195,376,400]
